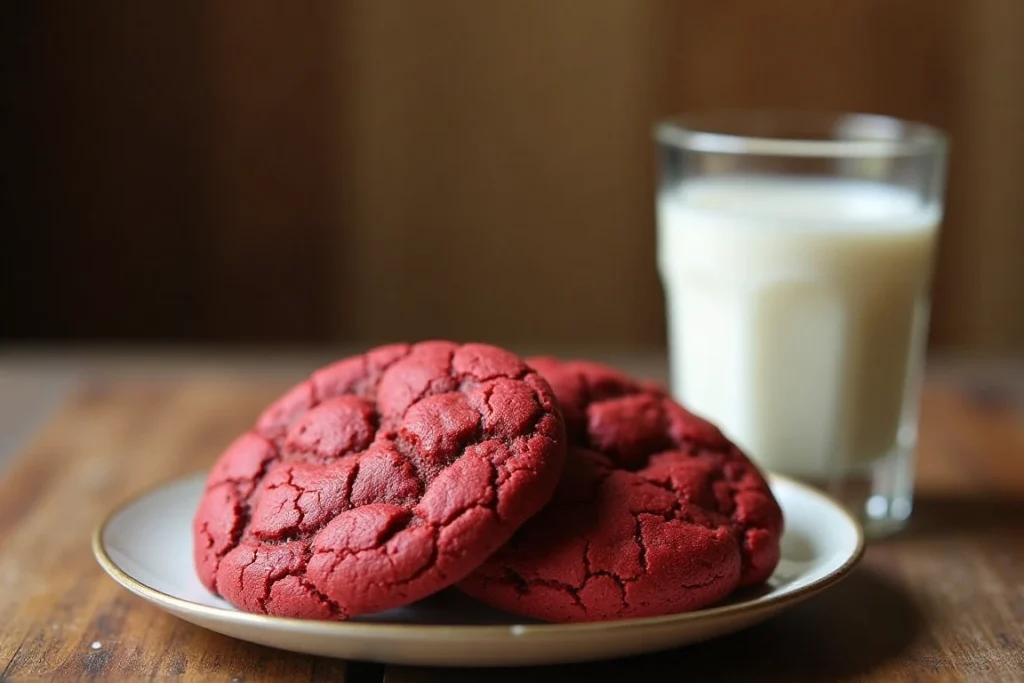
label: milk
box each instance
[657,177,940,479]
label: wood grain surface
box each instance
[0,363,1022,682]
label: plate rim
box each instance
[92,470,865,641]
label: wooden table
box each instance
[1,352,1022,682]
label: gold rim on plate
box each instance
[92,471,865,641]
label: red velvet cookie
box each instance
[192,341,566,620]
[458,358,783,623]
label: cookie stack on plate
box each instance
[193,341,782,623]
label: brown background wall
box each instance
[4,1,1022,352]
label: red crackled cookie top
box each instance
[192,341,566,620]
[458,358,783,623]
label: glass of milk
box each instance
[655,111,947,537]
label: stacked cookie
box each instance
[193,341,782,623]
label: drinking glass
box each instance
[654,111,947,537]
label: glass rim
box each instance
[654,109,947,158]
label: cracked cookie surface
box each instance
[457,358,783,623]
[192,341,567,620]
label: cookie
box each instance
[192,341,566,620]
[458,358,783,622]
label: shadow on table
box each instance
[899,495,1024,538]
[398,566,922,683]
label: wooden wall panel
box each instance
[202,2,341,344]
[3,3,209,341]
[335,0,663,347]
[2,2,340,345]
[934,0,1024,354]
[3,1,1023,353]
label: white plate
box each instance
[93,472,863,667]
